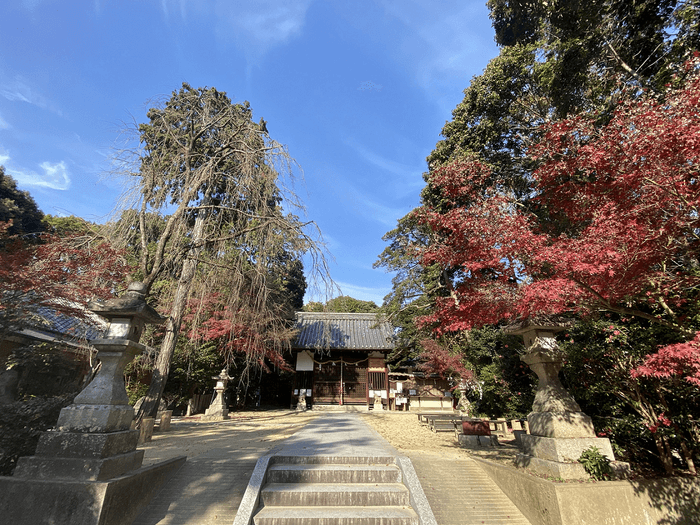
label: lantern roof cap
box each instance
[504,315,575,335]
[88,282,164,325]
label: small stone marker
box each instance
[139,416,156,444]
[159,409,173,431]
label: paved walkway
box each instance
[132,412,531,525]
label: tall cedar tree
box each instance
[112,84,327,421]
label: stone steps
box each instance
[261,483,411,506]
[252,458,420,525]
[267,463,402,484]
[253,506,419,525]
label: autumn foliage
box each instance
[418,60,700,337]
[0,221,128,332]
[183,292,292,373]
[632,332,700,388]
[417,338,474,385]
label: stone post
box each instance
[159,410,173,431]
[507,318,623,479]
[203,368,231,421]
[0,282,186,525]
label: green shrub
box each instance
[578,446,613,480]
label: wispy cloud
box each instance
[21,0,44,10]
[344,185,411,228]
[217,0,313,60]
[0,76,62,115]
[0,113,9,130]
[358,81,383,92]
[335,281,390,306]
[379,0,498,112]
[348,140,425,181]
[164,0,313,64]
[0,151,71,190]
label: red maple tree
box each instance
[183,292,292,373]
[0,221,129,333]
[418,59,700,339]
[417,338,474,385]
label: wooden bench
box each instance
[417,412,455,424]
[423,414,463,433]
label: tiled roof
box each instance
[293,312,394,351]
[33,305,106,340]
[12,300,107,345]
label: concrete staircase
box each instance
[252,456,420,525]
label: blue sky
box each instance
[0,0,498,305]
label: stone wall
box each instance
[474,457,700,525]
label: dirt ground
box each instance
[358,411,521,465]
[141,409,520,467]
[140,410,320,465]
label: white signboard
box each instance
[295,351,314,371]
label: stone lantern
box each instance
[203,368,232,420]
[54,282,165,436]
[507,318,622,479]
[0,282,186,525]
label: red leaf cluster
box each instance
[631,332,700,387]
[183,292,291,372]
[0,222,128,326]
[419,60,700,334]
[416,338,475,384]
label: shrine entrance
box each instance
[291,312,394,409]
[313,357,368,405]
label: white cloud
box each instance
[0,76,62,115]
[378,0,498,113]
[358,81,383,92]
[338,182,411,228]
[0,113,10,130]
[335,281,390,306]
[216,0,313,59]
[21,0,45,10]
[347,140,425,185]
[1,153,71,190]
[164,0,313,65]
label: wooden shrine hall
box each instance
[291,311,394,409]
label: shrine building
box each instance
[291,311,394,409]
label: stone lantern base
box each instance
[0,456,185,525]
[0,283,187,524]
[516,435,617,480]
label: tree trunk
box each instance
[654,435,674,475]
[135,212,208,423]
[680,440,696,475]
